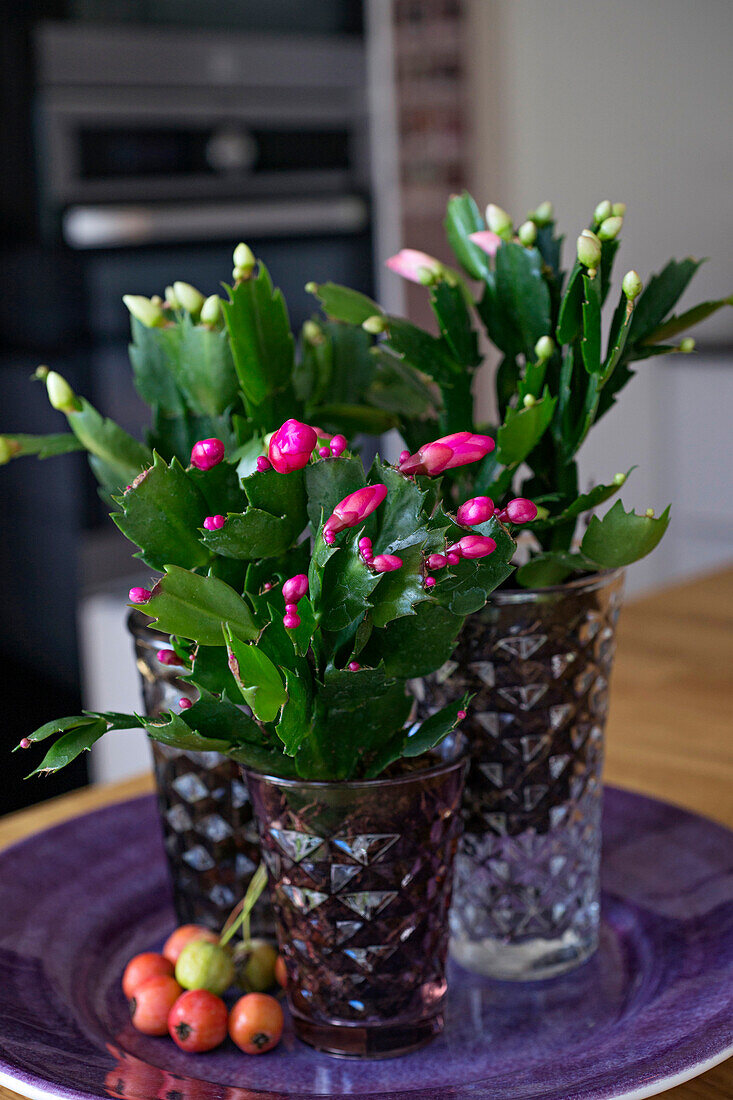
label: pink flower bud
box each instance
[348,661,361,671]
[128,587,152,604]
[256,456,272,472]
[285,603,297,614]
[157,649,179,666]
[179,698,193,710]
[330,434,347,457]
[424,576,436,589]
[283,613,301,630]
[385,249,443,284]
[190,438,225,470]
[457,709,467,720]
[467,230,503,258]
[263,581,273,591]
[19,738,31,749]
[323,529,335,545]
[318,446,330,458]
[358,536,372,552]
[457,535,496,559]
[203,514,226,531]
[323,483,388,540]
[282,574,308,603]
[456,496,495,526]
[398,432,495,477]
[399,449,410,463]
[268,419,318,474]
[427,553,448,570]
[372,554,402,573]
[447,551,461,564]
[505,497,538,523]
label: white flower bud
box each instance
[200,294,221,325]
[594,200,612,225]
[486,203,513,239]
[232,242,256,280]
[577,230,602,269]
[613,472,626,486]
[535,335,555,361]
[612,202,627,217]
[46,371,80,414]
[622,270,643,301]
[164,285,179,308]
[302,319,325,345]
[123,294,165,328]
[533,201,554,227]
[173,282,205,315]
[518,220,538,247]
[598,215,623,241]
[523,394,536,408]
[645,508,655,518]
[679,338,695,353]
[362,314,388,335]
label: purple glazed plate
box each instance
[0,788,731,1100]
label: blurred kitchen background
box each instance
[1,0,731,811]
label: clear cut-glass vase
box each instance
[413,569,624,980]
[246,745,466,1058]
[128,611,272,935]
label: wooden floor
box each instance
[1,566,731,1100]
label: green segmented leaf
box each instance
[224,624,287,723]
[308,282,383,325]
[580,272,602,374]
[30,719,108,775]
[534,469,636,527]
[178,688,266,745]
[201,508,296,560]
[128,318,187,415]
[276,670,311,756]
[602,294,635,383]
[307,403,398,434]
[429,280,481,368]
[370,544,428,629]
[496,389,557,466]
[318,538,382,631]
[20,714,99,746]
[580,499,671,568]
[112,452,212,571]
[364,601,464,680]
[221,264,295,408]
[0,433,85,460]
[515,551,593,588]
[402,696,469,758]
[304,456,365,532]
[176,318,240,416]
[67,398,152,489]
[494,243,552,361]
[642,295,733,344]
[444,191,492,280]
[385,318,461,386]
[628,258,704,344]
[144,565,259,645]
[141,711,232,754]
[556,262,584,345]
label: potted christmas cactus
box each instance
[18,419,528,1056]
[305,194,732,980]
[0,245,397,931]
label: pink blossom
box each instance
[282,574,308,603]
[385,249,443,284]
[128,586,152,604]
[398,432,495,477]
[468,230,503,259]
[455,535,497,559]
[283,612,301,630]
[348,661,361,671]
[190,438,225,470]
[372,553,403,573]
[268,419,318,474]
[504,497,538,523]
[456,496,495,526]
[179,698,193,710]
[330,434,347,457]
[424,576,436,589]
[256,456,272,472]
[157,649,180,666]
[323,483,388,540]
[427,553,448,569]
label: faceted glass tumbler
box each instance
[128,612,272,934]
[245,749,467,1058]
[414,570,624,980]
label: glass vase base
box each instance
[450,929,598,981]
[293,1012,443,1058]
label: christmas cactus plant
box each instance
[0,244,396,497]
[18,422,533,781]
[306,196,732,586]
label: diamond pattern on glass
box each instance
[331,834,400,865]
[339,890,398,920]
[343,944,398,972]
[330,864,361,893]
[468,660,495,687]
[269,828,326,863]
[281,885,328,913]
[416,570,624,975]
[171,773,210,803]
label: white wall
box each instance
[465,0,733,592]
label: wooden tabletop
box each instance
[1,566,731,1100]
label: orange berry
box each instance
[162,924,218,965]
[229,993,284,1054]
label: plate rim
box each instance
[0,786,731,1100]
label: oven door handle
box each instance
[62,195,369,248]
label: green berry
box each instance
[234,939,279,993]
[175,940,234,997]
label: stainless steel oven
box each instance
[34,22,370,248]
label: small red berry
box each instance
[130,975,182,1036]
[168,990,228,1053]
[122,952,174,999]
[162,924,219,965]
[228,993,284,1055]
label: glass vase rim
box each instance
[243,749,467,793]
[489,566,625,603]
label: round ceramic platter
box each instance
[0,789,731,1100]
